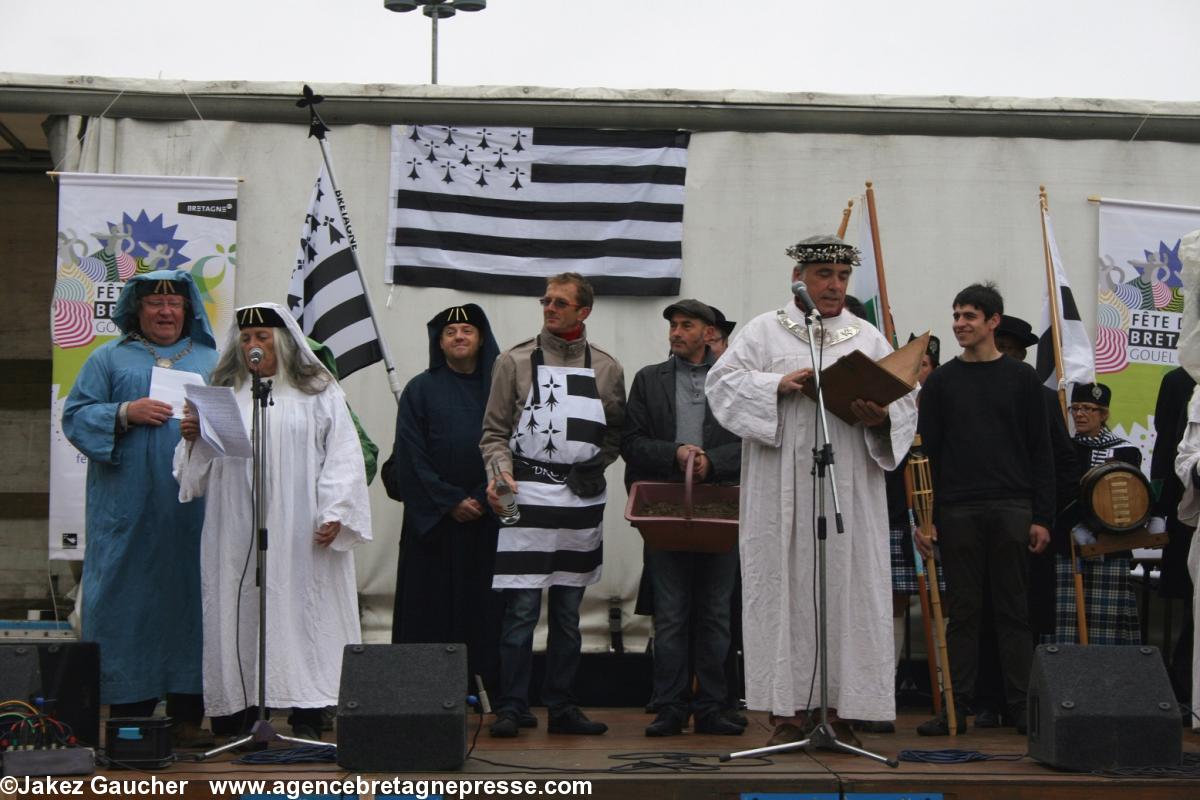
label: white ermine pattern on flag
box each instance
[386,125,689,295]
[1037,208,1094,390]
[287,164,382,379]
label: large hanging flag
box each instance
[1036,205,1094,391]
[287,162,383,379]
[385,125,689,295]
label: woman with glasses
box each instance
[1044,382,1142,645]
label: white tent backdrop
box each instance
[48,113,1200,648]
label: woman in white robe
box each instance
[174,303,371,740]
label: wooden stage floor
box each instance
[100,708,1200,799]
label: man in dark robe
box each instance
[383,304,504,698]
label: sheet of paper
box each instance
[149,367,206,419]
[184,384,251,459]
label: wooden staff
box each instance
[903,463,942,716]
[1040,186,1089,644]
[865,181,897,346]
[836,198,854,239]
[907,434,957,733]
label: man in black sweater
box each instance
[915,284,1054,735]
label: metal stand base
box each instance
[721,719,898,767]
[195,718,330,761]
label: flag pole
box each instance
[300,86,403,404]
[836,198,854,239]
[1039,185,1088,645]
[865,182,897,346]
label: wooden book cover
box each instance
[801,331,929,425]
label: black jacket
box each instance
[620,354,741,489]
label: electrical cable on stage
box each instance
[1090,752,1200,779]
[469,750,780,774]
[898,748,1027,764]
[234,744,337,765]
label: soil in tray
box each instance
[639,501,738,520]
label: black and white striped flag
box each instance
[385,125,689,296]
[1037,207,1094,389]
[287,163,383,379]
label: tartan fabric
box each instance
[890,523,945,594]
[1042,554,1141,645]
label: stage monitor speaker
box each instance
[1028,643,1181,771]
[336,643,467,772]
[0,645,42,703]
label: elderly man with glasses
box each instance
[480,272,626,738]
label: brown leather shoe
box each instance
[826,716,862,748]
[766,722,806,746]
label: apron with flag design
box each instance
[492,341,607,589]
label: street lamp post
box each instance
[384,0,487,85]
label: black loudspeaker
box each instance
[0,645,43,703]
[336,643,467,772]
[1028,643,1182,771]
[0,642,101,747]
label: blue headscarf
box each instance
[112,270,217,350]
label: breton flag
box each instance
[385,125,689,295]
[1037,207,1095,389]
[852,197,885,332]
[287,163,383,379]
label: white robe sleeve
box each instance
[863,386,919,472]
[315,386,373,552]
[706,321,787,447]
[173,437,214,503]
[1174,385,1200,527]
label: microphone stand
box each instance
[723,300,898,768]
[199,366,329,759]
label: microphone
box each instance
[791,281,817,315]
[248,346,265,366]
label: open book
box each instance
[800,330,929,425]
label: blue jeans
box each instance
[647,547,738,718]
[495,586,584,716]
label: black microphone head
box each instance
[791,281,816,313]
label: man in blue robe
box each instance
[383,304,504,699]
[62,270,218,746]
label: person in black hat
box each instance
[706,306,737,357]
[382,304,506,703]
[1038,382,1142,646]
[623,299,743,737]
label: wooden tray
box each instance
[624,452,739,553]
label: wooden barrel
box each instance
[1079,462,1152,534]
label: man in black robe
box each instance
[383,304,505,700]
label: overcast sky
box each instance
[2,0,1198,101]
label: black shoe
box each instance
[722,708,749,728]
[517,711,538,729]
[973,708,1003,729]
[917,713,967,736]
[489,711,520,738]
[645,709,686,737]
[693,711,745,736]
[851,719,896,734]
[548,707,607,735]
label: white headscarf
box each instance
[1177,230,1200,384]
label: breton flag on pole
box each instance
[287,163,383,379]
[852,198,885,332]
[1037,207,1095,389]
[385,125,689,295]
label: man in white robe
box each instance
[175,303,371,741]
[706,235,917,746]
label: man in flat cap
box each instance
[62,270,219,747]
[622,299,744,737]
[706,306,737,358]
[705,235,918,746]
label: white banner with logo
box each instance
[50,173,238,559]
[1095,197,1200,468]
